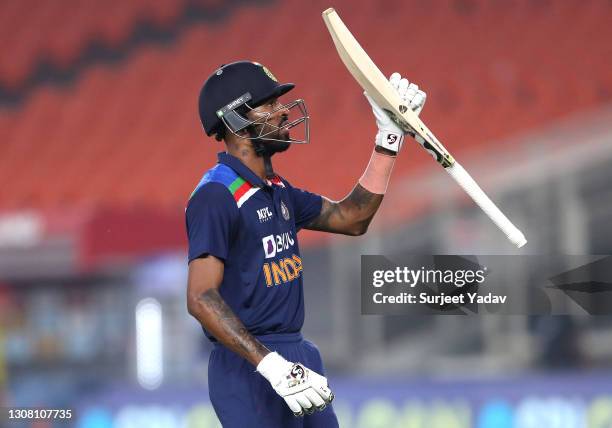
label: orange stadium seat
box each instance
[0,0,188,88]
[1,0,611,216]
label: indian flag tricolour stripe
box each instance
[237,187,259,208]
[228,176,259,208]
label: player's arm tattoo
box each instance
[190,288,269,366]
[305,183,383,235]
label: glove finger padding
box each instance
[389,72,401,90]
[304,388,326,410]
[309,371,334,403]
[294,392,315,415]
[317,384,334,403]
[404,83,417,102]
[398,78,409,98]
[284,396,305,416]
[410,91,426,114]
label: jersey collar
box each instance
[218,152,266,187]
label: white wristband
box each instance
[376,130,404,153]
[256,352,289,383]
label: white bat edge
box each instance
[446,162,527,248]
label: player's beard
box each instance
[248,121,291,157]
[261,139,290,156]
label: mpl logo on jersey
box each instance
[262,232,295,259]
[257,206,273,223]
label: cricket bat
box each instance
[322,8,527,248]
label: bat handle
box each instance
[445,162,527,248]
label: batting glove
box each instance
[257,351,334,417]
[365,72,427,154]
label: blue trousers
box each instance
[208,332,339,428]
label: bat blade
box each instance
[322,7,527,248]
[322,8,453,168]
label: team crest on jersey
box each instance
[281,201,290,221]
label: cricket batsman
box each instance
[186,61,426,427]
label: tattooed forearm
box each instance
[193,288,269,366]
[306,183,383,235]
[346,183,379,209]
[307,199,343,229]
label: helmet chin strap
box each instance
[252,139,278,179]
[263,155,275,179]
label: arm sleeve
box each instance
[285,181,323,231]
[185,182,239,263]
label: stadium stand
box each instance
[0,0,186,88]
[1,0,611,215]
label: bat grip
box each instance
[445,162,527,248]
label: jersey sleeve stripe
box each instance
[189,164,261,208]
[228,176,246,194]
[232,180,252,201]
[236,187,259,208]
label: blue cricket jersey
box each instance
[185,152,322,340]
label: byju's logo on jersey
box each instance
[262,232,295,259]
[257,207,273,223]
